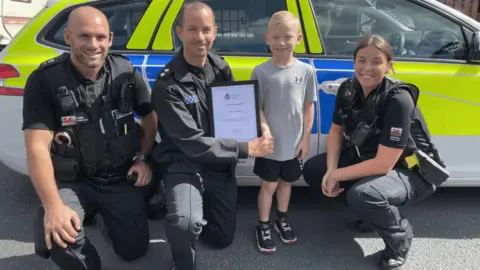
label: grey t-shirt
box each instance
[251,58,317,161]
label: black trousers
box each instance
[162,166,238,270]
[302,150,436,253]
[34,179,150,270]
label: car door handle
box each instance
[320,82,341,95]
[319,78,348,95]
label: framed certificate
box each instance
[207,80,261,142]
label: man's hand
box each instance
[44,204,81,249]
[296,139,309,160]
[128,160,152,187]
[322,170,343,197]
[248,133,274,157]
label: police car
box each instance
[0,0,479,186]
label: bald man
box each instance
[23,6,157,270]
[151,2,273,270]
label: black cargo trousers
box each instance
[33,176,150,270]
[161,163,238,270]
[302,149,436,254]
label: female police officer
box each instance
[303,35,444,270]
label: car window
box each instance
[43,1,149,50]
[173,0,287,53]
[311,0,467,60]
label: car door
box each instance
[150,0,320,185]
[300,0,480,185]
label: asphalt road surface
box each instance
[0,162,479,270]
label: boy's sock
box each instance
[276,210,287,219]
[259,220,270,226]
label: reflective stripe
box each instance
[297,0,322,53]
[127,0,171,49]
[152,0,184,51]
[286,0,306,54]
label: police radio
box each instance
[347,117,378,147]
[119,82,134,113]
[57,86,79,112]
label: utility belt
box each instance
[343,122,450,187]
[89,170,130,186]
[402,149,450,187]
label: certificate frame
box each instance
[206,80,262,142]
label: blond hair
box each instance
[268,11,300,32]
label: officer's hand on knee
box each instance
[44,204,81,249]
[128,160,152,187]
[322,171,343,197]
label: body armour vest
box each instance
[337,77,446,168]
[39,53,144,180]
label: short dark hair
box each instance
[177,0,215,27]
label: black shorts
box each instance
[253,157,303,183]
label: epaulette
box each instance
[109,52,131,62]
[37,53,69,71]
[157,64,173,80]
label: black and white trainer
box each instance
[274,216,297,244]
[255,222,276,253]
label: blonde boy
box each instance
[251,11,316,253]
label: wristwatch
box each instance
[134,152,148,162]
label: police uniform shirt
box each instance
[332,78,417,156]
[187,61,215,82]
[22,54,154,132]
[151,49,250,168]
[69,58,108,103]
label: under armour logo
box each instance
[294,77,303,84]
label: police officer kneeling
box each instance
[303,35,449,270]
[151,2,274,270]
[23,6,158,270]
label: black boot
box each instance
[378,238,412,270]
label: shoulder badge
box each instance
[38,53,69,71]
[158,64,173,80]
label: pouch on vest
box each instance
[79,125,97,176]
[50,128,81,181]
[103,122,144,169]
[404,149,450,186]
[52,155,80,182]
